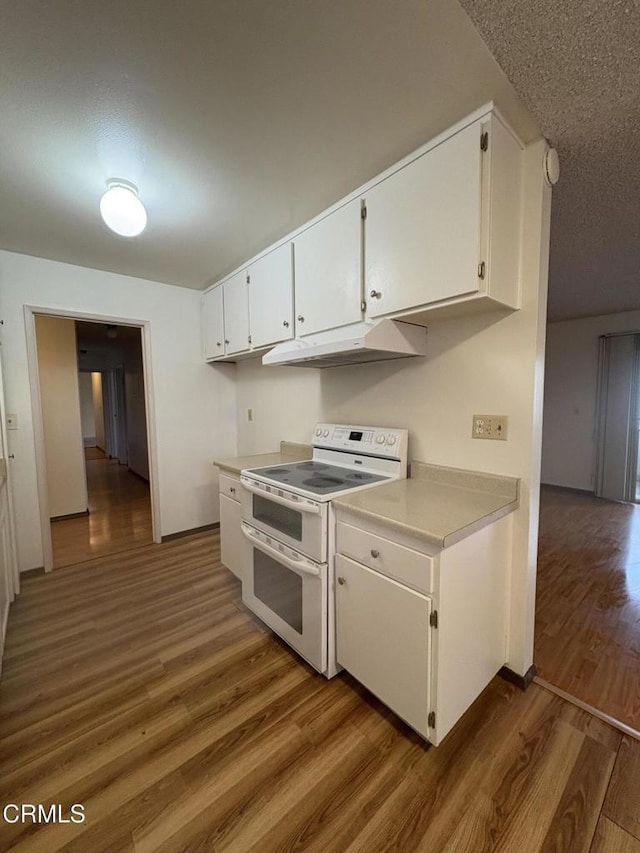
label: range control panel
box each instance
[313,423,408,459]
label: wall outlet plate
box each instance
[472,414,508,440]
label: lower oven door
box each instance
[241,522,327,674]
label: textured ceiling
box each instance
[459,0,640,320]
[0,0,537,291]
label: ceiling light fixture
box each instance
[99,179,147,237]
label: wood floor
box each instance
[50,448,152,569]
[2,530,640,851]
[536,485,640,730]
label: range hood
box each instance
[262,319,427,369]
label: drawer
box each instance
[336,521,434,593]
[219,473,241,502]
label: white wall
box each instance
[541,309,640,491]
[235,140,551,676]
[92,372,105,451]
[35,316,88,518]
[78,372,96,445]
[123,334,150,480]
[0,250,237,572]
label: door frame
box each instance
[24,305,161,572]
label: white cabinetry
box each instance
[222,271,250,355]
[219,473,243,580]
[248,243,294,349]
[202,286,225,360]
[365,113,522,321]
[202,105,525,362]
[335,555,431,734]
[334,512,511,745]
[293,199,362,336]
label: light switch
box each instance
[6,413,17,430]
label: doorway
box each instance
[536,323,640,731]
[28,309,160,571]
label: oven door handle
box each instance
[241,480,321,514]
[241,523,322,577]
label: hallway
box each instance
[50,448,152,568]
[535,485,640,730]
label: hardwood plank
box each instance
[536,486,640,729]
[604,736,640,840]
[591,817,640,853]
[0,529,627,853]
[51,449,152,569]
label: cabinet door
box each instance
[201,287,225,360]
[335,554,431,737]
[293,199,362,336]
[0,486,11,660]
[223,271,250,355]
[220,494,243,581]
[365,120,482,319]
[248,243,294,349]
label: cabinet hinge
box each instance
[480,131,489,152]
[248,335,252,345]
[360,300,366,313]
[246,273,250,284]
[477,261,486,280]
[429,610,438,629]
[428,711,436,729]
[361,201,367,220]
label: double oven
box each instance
[239,424,408,678]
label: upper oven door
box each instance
[241,476,327,562]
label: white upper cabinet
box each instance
[364,114,522,322]
[202,107,525,361]
[223,271,250,355]
[248,243,294,349]
[202,286,225,360]
[293,199,362,336]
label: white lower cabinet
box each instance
[335,511,511,745]
[335,555,431,736]
[219,474,243,581]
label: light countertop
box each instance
[333,461,519,549]
[214,441,312,476]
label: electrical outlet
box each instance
[472,414,508,441]
[6,413,17,430]
[247,408,253,422]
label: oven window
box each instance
[253,494,303,541]
[253,549,303,634]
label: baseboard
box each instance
[127,467,150,484]
[20,566,45,578]
[51,509,90,522]
[540,483,595,496]
[83,437,97,447]
[498,664,536,691]
[161,523,219,543]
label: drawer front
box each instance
[219,473,241,501]
[336,521,434,593]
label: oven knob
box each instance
[315,427,322,437]
[386,435,397,445]
[375,434,385,445]
[322,429,330,437]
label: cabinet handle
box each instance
[230,486,236,494]
[370,290,382,299]
[297,315,305,323]
[337,577,346,585]
[283,320,289,327]
[216,341,222,347]
[370,549,379,558]
[224,339,230,344]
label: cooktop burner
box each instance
[247,460,389,495]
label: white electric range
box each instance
[240,423,408,676]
